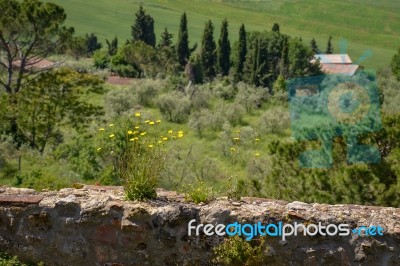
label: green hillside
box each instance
[45,0,400,69]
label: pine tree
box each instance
[217,19,231,76]
[235,24,247,81]
[310,38,319,54]
[131,5,156,47]
[326,36,334,54]
[200,20,217,80]
[106,36,118,56]
[177,12,190,68]
[272,23,280,33]
[85,33,102,55]
[158,28,173,49]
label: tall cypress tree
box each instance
[279,37,289,78]
[177,12,190,67]
[200,20,217,79]
[131,5,156,47]
[217,19,231,76]
[272,23,280,33]
[310,38,319,54]
[158,27,173,49]
[326,36,334,54]
[235,24,247,81]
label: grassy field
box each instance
[45,0,400,70]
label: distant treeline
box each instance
[61,5,338,88]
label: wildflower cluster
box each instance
[96,112,184,200]
[229,130,261,164]
[226,129,263,200]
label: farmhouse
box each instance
[314,54,359,76]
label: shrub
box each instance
[189,109,224,136]
[213,82,237,100]
[96,114,185,200]
[93,50,110,69]
[213,236,266,266]
[0,252,44,266]
[185,180,213,204]
[15,170,71,191]
[105,87,136,117]
[157,92,191,123]
[0,252,21,265]
[226,176,248,201]
[235,82,267,113]
[118,139,163,200]
[219,103,245,126]
[258,107,290,135]
[135,80,161,107]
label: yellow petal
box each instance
[127,130,133,135]
[134,112,141,117]
[99,128,105,131]
[109,134,115,138]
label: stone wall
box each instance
[0,185,399,266]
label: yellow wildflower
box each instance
[135,126,140,129]
[109,124,114,127]
[97,148,102,152]
[109,134,115,138]
[230,147,236,152]
[134,137,139,141]
[144,120,150,124]
[149,121,155,125]
[156,120,161,123]
[255,153,260,157]
[140,132,147,136]
[127,130,133,135]
[99,128,105,131]
[129,138,135,142]
[163,137,168,141]
[133,131,139,134]
[158,140,162,144]
[168,130,173,134]
[255,138,260,142]
[134,112,141,117]
[178,133,184,138]
[148,144,154,148]
[233,137,240,141]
